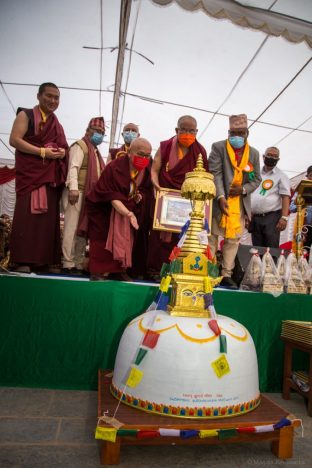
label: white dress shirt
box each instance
[251,166,290,215]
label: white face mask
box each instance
[123,130,138,144]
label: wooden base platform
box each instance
[97,370,299,465]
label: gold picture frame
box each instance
[297,180,312,206]
[153,188,212,233]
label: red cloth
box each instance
[30,185,48,214]
[76,136,105,237]
[105,208,133,268]
[0,166,15,185]
[86,155,152,274]
[147,137,208,274]
[15,107,68,195]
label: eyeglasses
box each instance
[265,154,279,159]
[135,152,151,158]
[228,130,247,137]
[177,128,197,135]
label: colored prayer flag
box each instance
[95,426,117,442]
[156,293,169,310]
[219,334,227,353]
[142,329,160,349]
[160,263,170,277]
[159,275,171,293]
[169,246,181,261]
[208,319,221,336]
[117,429,138,436]
[254,424,274,433]
[274,418,291,430]
[180,430,199,439]
[211,354,230,378]
[126,367,144,388]
[237,427,255,433]
[159,428,180,437]
[134,347,148,365]
[199,429,218,438]
[137,430,160,439]
[218,428,238,440]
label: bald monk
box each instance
[147,115,209,278]
[86,137,153,280]
[107,122,140,163]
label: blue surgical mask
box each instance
[123,130,138,144]
[229,136,245,149]
[90,132,104,146]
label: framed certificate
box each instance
[153,188,211,233]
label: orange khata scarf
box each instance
[219,140,250,238]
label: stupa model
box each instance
[111,156,260,418]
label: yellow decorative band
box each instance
[111,383,261,419]
[135,318,248,343]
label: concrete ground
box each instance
[0,387,310,468]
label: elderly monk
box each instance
[107,122,140,163]
[147,115,208,278]
[86,137,153,280]
[9,82,68,273]
[208,114,261,289]
[61,117,105,274]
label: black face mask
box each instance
[264,156,278,167]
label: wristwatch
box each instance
[281,216,289,221]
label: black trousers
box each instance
[251,210,281,248]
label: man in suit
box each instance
[208,114,261,288]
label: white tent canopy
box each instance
[0,0,311,180]
[152,0,312,47]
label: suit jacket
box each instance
[208,140,261,221]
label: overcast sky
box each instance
[0,0,311,178]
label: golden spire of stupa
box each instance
[177,154,216,258]
[166,155,221,318]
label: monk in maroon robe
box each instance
[107,122,140,163]
[86,137,153,280]
[9,82,68,272]
[147,115,209,277]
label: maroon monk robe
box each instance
[76,136,105,237]
[86,155,153,275]
[147,137,209,275]
[10,108,69,266]
[109,144,128,161]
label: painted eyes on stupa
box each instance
[196,291,205,298]
[182,290,205,298]
[183,290,193,297]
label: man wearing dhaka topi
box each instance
[9,82,68,273]
[61,117,105,274]
[147,115,209,279]
[208,114,261,289]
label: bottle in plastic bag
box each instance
[240,248,262,292]
[261,247,283,293]
[285,252,307,294]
